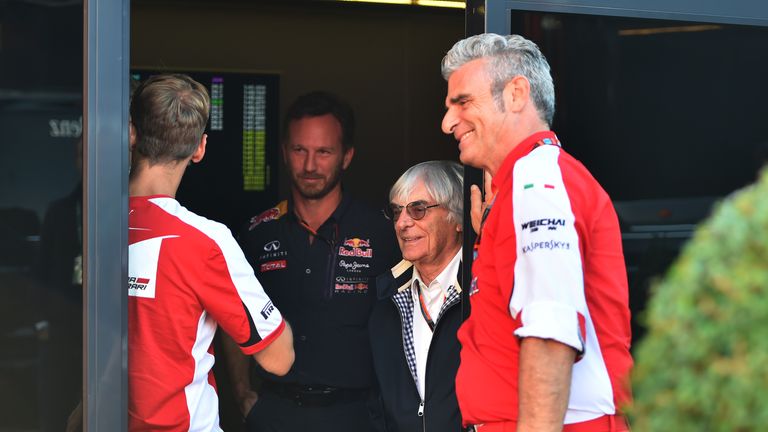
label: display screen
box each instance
[132,70,280,231]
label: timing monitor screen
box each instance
[132,70,280,232]
[508,12,768,205]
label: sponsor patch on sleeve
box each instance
[249,201,288,230]
[260,300,276,319]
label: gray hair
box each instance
[390,160,464,224]
[441,33,555,126]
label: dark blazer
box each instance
[369,259,464,432]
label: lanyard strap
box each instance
[415,279,446,332]
[297,217,338,248]
[473,193,496,260]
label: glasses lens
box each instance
[387,204,403,221]
[407,203,427,220]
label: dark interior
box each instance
[511,11,768,341]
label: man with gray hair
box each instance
[369,160,465,432]
[441,34,632,431]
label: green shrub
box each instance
[631,170,768,431]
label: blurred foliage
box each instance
[631,169,768,431]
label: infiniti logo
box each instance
[263,240,281,252]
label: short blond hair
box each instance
[130,74,210,163]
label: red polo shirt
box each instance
[456,131,632,426]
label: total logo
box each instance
[260,260,287,272]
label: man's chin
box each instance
[296,184,331,200]
[292,173,342,200]
[459,152,482,169]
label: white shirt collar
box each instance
[412,248,462,299]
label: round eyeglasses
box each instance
[384,201,441,221]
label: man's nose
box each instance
[442,107,457,135]
[303,152,317,172]
[395,210,414,230]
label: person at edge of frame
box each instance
[222,91,400,432]
[441,34,633,432]
[368,160,466,432]
[127,73,294,431]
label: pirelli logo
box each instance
[261,301,275,320]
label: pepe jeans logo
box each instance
[263,240,281,252]
[338,260,370,272]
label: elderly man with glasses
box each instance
[369,160,465,432]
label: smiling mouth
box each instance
[458,130,475,142]
[400,236,422,243]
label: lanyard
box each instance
[297,217,338,249]
[415,279,447,332]
[472,193,496,261]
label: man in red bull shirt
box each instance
[441,34,633,432]
[222,91,399,432]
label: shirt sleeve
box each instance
[199,225,285,355]
[509,146,587,354]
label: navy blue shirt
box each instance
[239,194,399,389]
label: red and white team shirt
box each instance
[128,196,285,431]
[456,131,633,426]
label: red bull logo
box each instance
[338,247,373,258]
[334,283,369,292]
[343,238,371,248]
[249,201,288,230]
[339,238,373,258]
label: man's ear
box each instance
[190,134,207,164]
[342,146,355,170]
[502,75,530,113]
[129,123,137,151]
